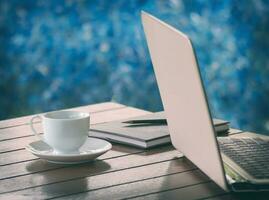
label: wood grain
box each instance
[55,169,208,200]
[205,192,269,200]
[1,157,194,199]
[0,103,149,142]
[0,145,178,194]
[0,140,143,166]
[0,143,144,180]
[0,123,42,142]
[0,149,36,166]
[1,102,267,200]
[230,131,269,140]
[0,106,150,154]
[0,102,125,129]
[129,182,226,200]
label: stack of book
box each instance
[90,111,230,149]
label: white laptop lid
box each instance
[141,11,228,191]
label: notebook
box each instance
[90,112,231,148]
[122,111,230,133]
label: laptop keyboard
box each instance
[218,137,269,179]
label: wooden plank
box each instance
[0,123,241,166]
[129,182,226,200]
[0,102,125,129]
[131,181,269,200]
[204,194,236,200]
[4,103,265,200]
[0,106,151,154]
[1,157,194,199]
[54,169,207,200]
[90,106,151,125]
[0,143,144,180]
[227,129,243,136]
[0,102,126,141]
[0,149,36,166]
[205,192,269,200]
[230,131,269,140]
[0,141,143,167]
[0,123,42,142]
[0,106,150,143]
[0,117,244,166]
[0,136,36,154]
[0,145,178,194]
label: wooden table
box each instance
[0,102,268,200]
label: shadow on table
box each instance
[25,158,111,174]
[110,143,174,156]
[25,159,111,197]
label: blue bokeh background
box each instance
[1,0,269,135]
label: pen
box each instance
[123,119,167,124]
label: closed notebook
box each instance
[90,111,230,148]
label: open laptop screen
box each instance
[141,11,229,191]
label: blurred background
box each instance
[1,0,269,135]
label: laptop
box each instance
[141,11,269,192]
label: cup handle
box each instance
[30,115,43,140]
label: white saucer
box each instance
[25,137,112,164]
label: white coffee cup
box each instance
[30,110,90,154]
